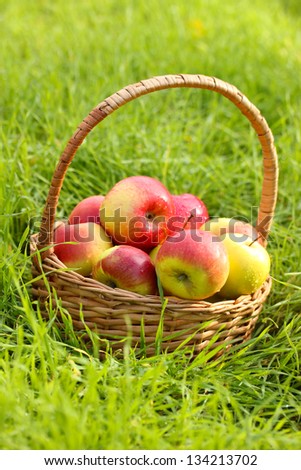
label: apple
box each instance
[219,233,270,299]
[99,176,175,249]
[169,193,209,233]
[92,245,158,295]
[154,229,229,300]
[68,195,105,225]
[201,217,260,243]
[53,222,113,276]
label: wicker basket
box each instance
[30,74,278,356]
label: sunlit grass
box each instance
[0,0,301,450]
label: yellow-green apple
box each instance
[92,245,157,295]
[68,195,105,225]
[53,222,112,276]
[219,233,270,299]
[99,176,175,250]
[201,217,260,242]
[169,193,209,233]
[154,229,229,300]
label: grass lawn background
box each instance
[0,0,301,450]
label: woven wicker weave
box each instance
[30,74,278,356]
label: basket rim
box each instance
[30,232,272,312]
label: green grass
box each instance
[1,0,301,450]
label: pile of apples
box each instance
[53,175,270,300]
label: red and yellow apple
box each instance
[169,193,209,233]
[68,195,105,225]
[53,222,112,276]
[219,233,270,299]
[154,229,229,300]
[201,217,259,242]
[99,176,175,249]
[92,245,157,295]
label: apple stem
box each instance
[248,234,265,246]
[183,212,194,229]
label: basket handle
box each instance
[37,74,278,255]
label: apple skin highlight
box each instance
[154,230,230,300]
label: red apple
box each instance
[154,229,229,300]
[53,222,113,276]
[169,193,209,234]
[68,195,105,225]
[92,245,158,295]
[99,176,175,249]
